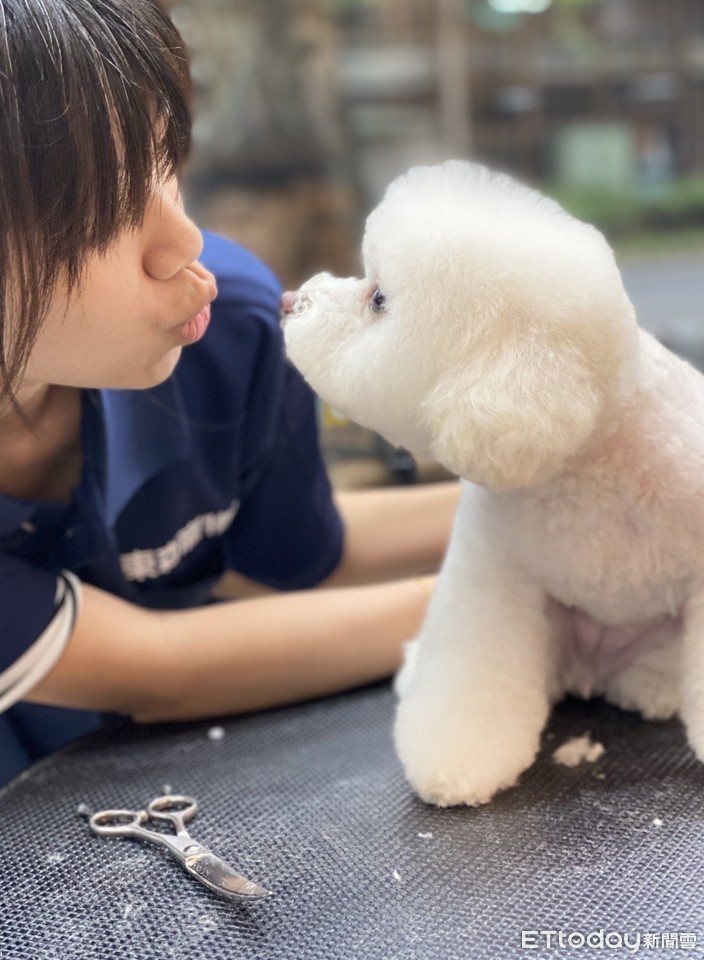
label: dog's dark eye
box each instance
[370,288,386,314]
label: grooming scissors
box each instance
[88,794,272,901]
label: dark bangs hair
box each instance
[0,0,191,407]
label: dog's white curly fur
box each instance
[283,160,704,806]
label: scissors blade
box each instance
[184,850,272,900]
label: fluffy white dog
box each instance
[282,160,704,806]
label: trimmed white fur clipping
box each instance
[553,734,605,768]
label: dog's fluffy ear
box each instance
[423,339,600,490]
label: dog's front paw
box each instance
[394,694,546,806]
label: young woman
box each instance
[0,0,459,786]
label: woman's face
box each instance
[21,178,218,393]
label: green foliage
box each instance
[551,0,598,9]
[547,176,704,237]
[320,0,379,13]
[647,177,704,228]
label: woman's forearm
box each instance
[141,578,431,722]
[210,482,461,600]
[28,578,432,722]
[327,481,460,586]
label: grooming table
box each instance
[2,684,703,959]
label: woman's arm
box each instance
[26,577,433,722]
[24,481,456,718]
[327,480,460,586]
[211,480,461,599]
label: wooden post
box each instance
[436,0,474,157]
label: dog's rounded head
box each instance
[283,160,638,490]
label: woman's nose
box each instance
[142,186,205,281]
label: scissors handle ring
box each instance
[89,808,149,836]
[147,794,198,831]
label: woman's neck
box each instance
[0,380,55,439]
[0,383,83,502]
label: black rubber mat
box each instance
[1,683,703,959]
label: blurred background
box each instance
[166,0,704,487]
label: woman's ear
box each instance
[422,340,601,490]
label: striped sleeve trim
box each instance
[0,571,82,713]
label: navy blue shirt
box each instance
[0,232,343,787]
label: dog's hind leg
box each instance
[678,592,704,760]
[601,640,682,720]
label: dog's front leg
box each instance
[394,487,553,806]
